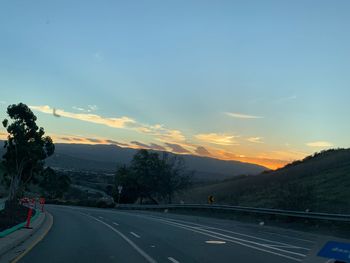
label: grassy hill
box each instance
[178,149,350,213]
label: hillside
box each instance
[179,149,350,213]
[0,142,267,181]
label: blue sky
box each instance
[1,0,349,168]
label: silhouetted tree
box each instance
[115,149,193,204]
[158,153,192,203]
[40,167,71,199]
[2,103,54,208]
[114,165,139,203]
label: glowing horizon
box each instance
[1,1,349,170]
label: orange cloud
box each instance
[195,133,238,146]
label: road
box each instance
[18,205,320,263]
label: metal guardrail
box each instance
[116,204,350,222]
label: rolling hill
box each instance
[179,148,350,213]
[0,142,267,181]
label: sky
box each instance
[0,0,349,169]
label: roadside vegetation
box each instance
[0,103,71,231]
[178,148,350,213]
[114,149,193,204]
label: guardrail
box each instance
[116,204,350,222]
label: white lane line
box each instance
[144,215,312,250]
[99,216,104,219]
[138,215,307,257]
[113,222,119,226]
[130,232,141,238]
[206,240,226,244]
[136,215,303,262]
[168,257,180,263]
[83,213,157,263]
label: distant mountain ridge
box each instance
[0,142,268,181]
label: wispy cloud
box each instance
[93,51,103,61]
[306,141,333,147]
[165,143,191,154]
[195,146,211,156]
[149,143,166,151]
[276,95,297,103]
[72,105,98,113]
[247,137,264,144]
[31,105,186,144]
[31,105,135,129]
[195,133,238,146]
[225,112,263,119]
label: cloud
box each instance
[31,105,135,129]
[94,51,103,61]
[165,143,191,154]
[131,141,166,151]
[136,124,186,143]
[72,105,98,113]
[276,95,297,103]
[105,140,129,147]
[195,133,238,146]
[149,143,166,151]
[195,146,211,156]
[247,137,264,144]
[131,141,151,149]
[31,105,186,143]
[86,138,104,143]
[306,141,333,147]
[225,112,263,119]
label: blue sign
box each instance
[318,241,350,262]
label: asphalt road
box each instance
[18,205,321,263]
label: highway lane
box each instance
[18,205,321,263]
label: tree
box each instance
[158,153,192,203]
[40,167,71,199]
[130,149,163,204]
[2,103,54,207]
[114,165,139,203]
[115,149,193,204]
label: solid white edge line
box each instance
[168,257,180,263]
[82,213,157,263]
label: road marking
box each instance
[113,222,119,226]
[99,216,104,219]
[140,215,308,257]
[206,240,226,244]
[84,214,157,263]
[136,214,304,262]
[151,245,156,248]
[168,257,180,263]
[130,232,141,238]
[144,214,311,250]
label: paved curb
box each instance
[0,212,52,262]
[0,210,41,238]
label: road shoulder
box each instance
[0,212,53,263]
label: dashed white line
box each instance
[113,222,119,226]
[168,257,180,263]
[99,216,104,219]
[83,214,157,263]
[130,232,141,238]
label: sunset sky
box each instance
[1,1,349,169]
